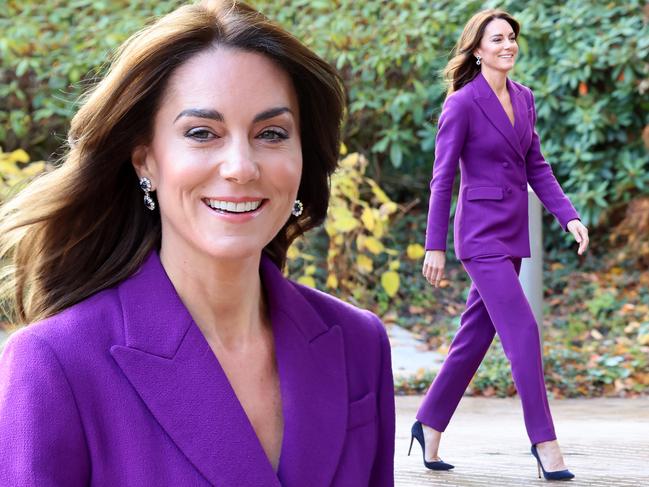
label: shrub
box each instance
[1,0,646,229]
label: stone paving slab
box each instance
[395,395,649,486]
[387,324,444,378]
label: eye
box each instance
[258,128,288,142]
[185,127,217,141]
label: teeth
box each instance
[205,199,262,213]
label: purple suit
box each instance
[418,73,579,444]
[425,71,579,258]
[0,252,395,486]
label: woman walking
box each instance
[411,9,588,481]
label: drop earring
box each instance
[139,177,156,211]
[476,55,482,66]
[292,199,303,217]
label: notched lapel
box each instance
[261,256,348,487]
[512,84,532,154]
[111,253,280,486]
[473,73,525,162]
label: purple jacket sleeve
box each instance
[0,331,90,486]
[368,315,395,486]
[425,94,469,250]
[525,89,580,231]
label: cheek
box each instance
[267,150,303,196]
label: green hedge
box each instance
[1,0,647,228]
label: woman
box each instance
[0,1,395,485]
[410,9,588,481]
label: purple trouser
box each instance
[417,254,556,444]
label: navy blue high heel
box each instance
[531,445,575,481]
[408,421,454,470]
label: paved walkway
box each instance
[395,395,649,486]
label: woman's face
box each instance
[475,18,518,74]
[133,47,302,263]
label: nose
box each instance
[219,137,260,184]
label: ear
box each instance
[131,145,157,189]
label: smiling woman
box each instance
[0,1,395,486]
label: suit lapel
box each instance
[110,252,280,486]
[260,255,348,487]
[511,80,532,154]
[110,251,348,487]
[473,72,525,161]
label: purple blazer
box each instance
[425,72,580,260]
[0,252,395,486]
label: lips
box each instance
[203,198,265,214]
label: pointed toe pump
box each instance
[408,421,455,471]
[531,445,575,481]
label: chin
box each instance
[199,238,268,262]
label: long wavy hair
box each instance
[0,0,346,325]
[443,9,520,95]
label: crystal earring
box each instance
[139,177,156,211]
[476,56,482,66]
[292,199,303,217]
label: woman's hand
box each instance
[422,250,446,287]
[567,219,589,255]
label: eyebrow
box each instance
[173,106,293,124]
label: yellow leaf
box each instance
[361,207,375,231]
[364,236,384,255]
[9,149,30,163]
[372,219,384,239]
[389,260,400,271]
[340,153,359,168]
[326,273,338,289]
[305,265,316,276]
[329,206,358,233]
[298,276,316,288]
[356,234,366,251]
[357,254,373,273]
[407,243,426,260]
[381,271,400,297]
[366,178,390,204]
[333,234,344,246]
[21,161,45,176]
[0,160,21,176]
[379,201,398,216]
[286,245,300,260]
[340,142,348,156]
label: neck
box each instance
[159,242,267,352]
[481,68,509,97]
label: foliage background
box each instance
[1,0,648,396]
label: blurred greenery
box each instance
[1,0,648,395]
[1,0,647,227]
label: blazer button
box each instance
[502,162,510,168]
[520,184,527,191]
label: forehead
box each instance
[484,18,515,36]
[162,46,297,115]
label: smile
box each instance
[203,198,264,214]
[499,54,514,58]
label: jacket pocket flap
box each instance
[466,186,504,201]
[347,392,376,430]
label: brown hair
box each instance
[0,0,346,325]
[442,9,520,95]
